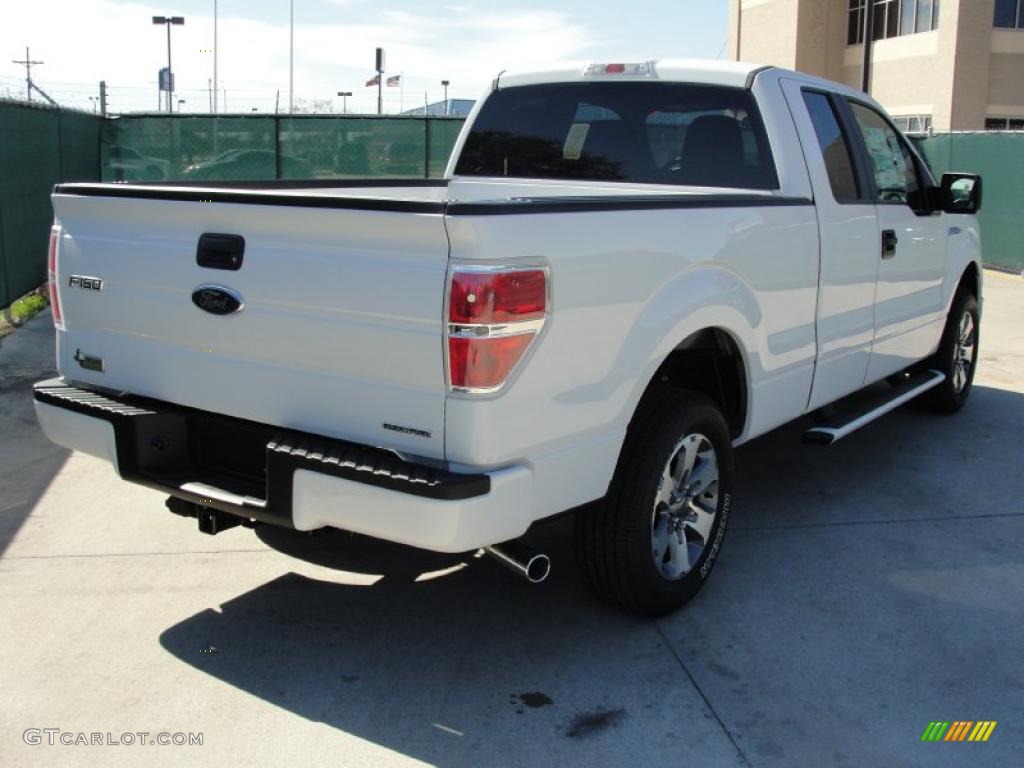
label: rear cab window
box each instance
[455,82,779,190]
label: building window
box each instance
[994,0,1024,28]
[848,0,940,45]
[986,117,1024,130]
[848,0,866,44]
[893,115,932,133]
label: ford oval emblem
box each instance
[191,285,243,315]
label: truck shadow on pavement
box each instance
[157,529,709,765]
[157,384,1024,767]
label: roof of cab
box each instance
[495,59,770,90]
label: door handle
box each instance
[197,233,245,270]
[881,229,898,259]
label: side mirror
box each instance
[939,172,982,214]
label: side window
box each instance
[801,91,860,202]
[848,101,921,206]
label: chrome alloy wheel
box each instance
[650,433,719,581]
[952,310,976,394]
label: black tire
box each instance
[575,388,735,617]
[921,291,980,413]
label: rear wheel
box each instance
[575,388,734,617]
[922,291,979,413]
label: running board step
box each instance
[803,369,945,445]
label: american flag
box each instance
[386,75,401,87]
[365,74,380,87]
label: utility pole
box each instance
[99,80,107,116]
[289,0,294,113]
[208,78,213,112]
[12,46,44,103]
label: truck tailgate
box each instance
[51,187,449,459]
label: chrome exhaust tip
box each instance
[485,540,551,584]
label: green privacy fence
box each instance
[101,114,466,182]
[0,100,101,306]
[3,98,1024,309]
[912,132,1024,270]
[0,106,464,307]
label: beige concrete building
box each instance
[728,0,1024,130]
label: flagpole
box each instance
[213,0,218,113]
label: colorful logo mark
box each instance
[921,721,997,742]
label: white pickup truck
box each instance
[34,60,983,616]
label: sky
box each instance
[1,0,729,114]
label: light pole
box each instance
[441,79,450,115]
[152,15,185,113]
[289,0,294,113]
[178,98,186,112]
[337,90,352,114]
[213,0,218,113]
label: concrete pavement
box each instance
[1,272,1022,767]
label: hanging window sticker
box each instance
[563,123,590,160]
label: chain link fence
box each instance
[0,99,100,306]
[101,114,466,182]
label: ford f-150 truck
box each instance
[34,60,983,616]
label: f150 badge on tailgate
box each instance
[68,275,103,291]
[191,285,243,315]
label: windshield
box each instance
[455,81,778,189]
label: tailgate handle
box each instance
[197,233,244,271]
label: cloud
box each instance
[0,0,597,113]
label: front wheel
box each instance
[575,388,734,617]
[922,291,980,413]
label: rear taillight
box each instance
[47,225,64,329]
[449,270,546,324]
[446,266,548,393]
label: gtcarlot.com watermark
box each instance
[23,729,203,747]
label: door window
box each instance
[847,101,922,206]
[802,91,861,202]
